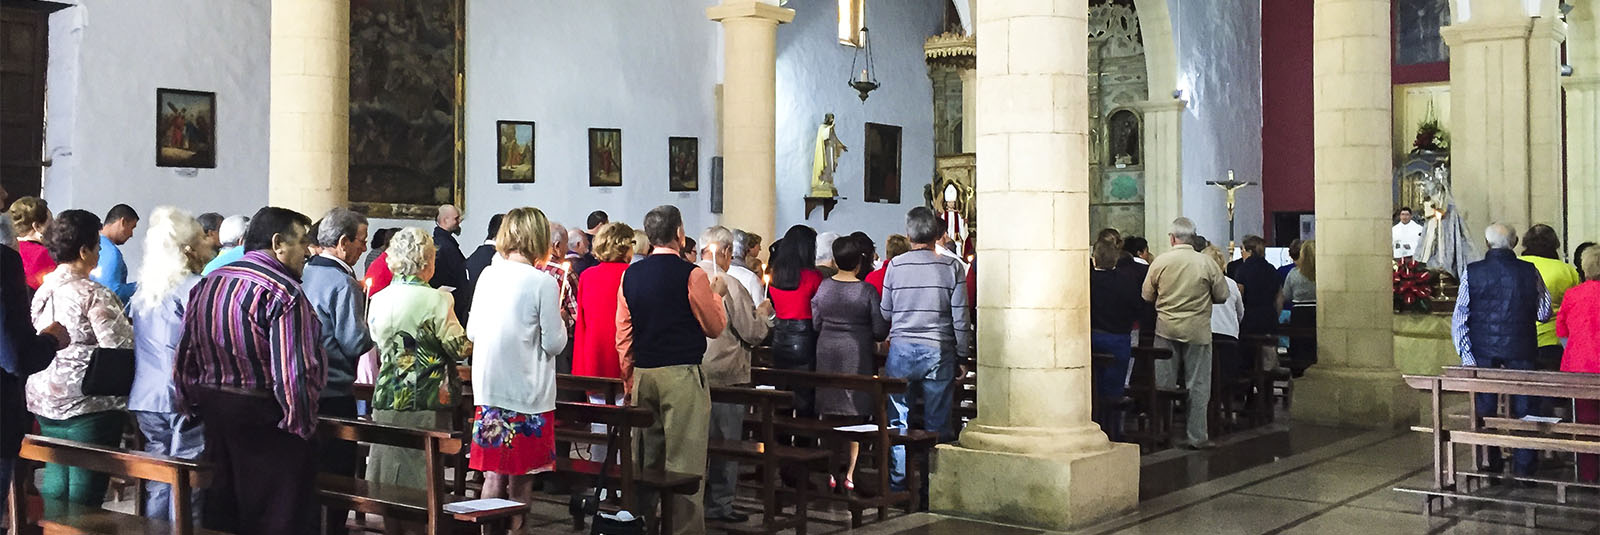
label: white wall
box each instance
[1171,0,1265,244]
[458,0,723,244]
[774,0,943,242]
[43,0,270,274]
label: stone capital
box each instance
[1565,74,1600,92]
[1441,20,1534,45]
[706,1,794,24]
[1135,98,1186,113]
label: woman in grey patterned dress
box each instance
[811,235,888,491]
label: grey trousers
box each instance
[705,401,744,517]
[1154,336,1213,445]
[133,410,207,522]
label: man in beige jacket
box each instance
[696,226,772,524]
[1142,217,1230,449]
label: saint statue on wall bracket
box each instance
[811,113,848,198]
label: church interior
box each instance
[2,0,1599,533]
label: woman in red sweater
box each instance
[1559,247,1600,482]
[8,197,55,291]
[768,225,822,414]
[573,222,635,382]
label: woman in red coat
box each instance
[572,222,635,383]
[1559,247,1600,482]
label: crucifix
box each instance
[1205,170,1257,254]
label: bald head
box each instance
[436,204,462,234]
[1485,223,1518,250]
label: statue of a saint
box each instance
[811,113,847,197]
[1416,165,1475,277]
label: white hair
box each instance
[699,226,733,256]
[133,206,204,311]
[549,221,567,247]
[385,227,436,277]
[816,232,839,263]
[568,227,587,250]
[1169,217,1197,241]
[219,215,249,247]
[1485,223,1518,250]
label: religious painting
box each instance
[1395,0,1450,66]
[668,137,698,192]
[589,128,622,187]
[349,0,465,219]
[155,89,216,168]
[863,122,901,203]
[496,121,534,183]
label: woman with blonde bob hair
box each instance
[128,206,214,521]
[466,207,567,520]
[1277,240,1317,374]
[10,196,55,289]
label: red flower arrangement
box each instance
[1394,258,1436,312]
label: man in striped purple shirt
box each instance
[174,206,325,534]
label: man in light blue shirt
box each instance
[93,204,139,304]
[202,215,249,275]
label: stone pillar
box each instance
[959,67,976,152]
[709,1,793,240]
[1441,0,1567,239]
[1566,2,1600,243]
[1138,99,1184,251]
[1291,0,1414,428]
[268,0,349,218]
[930,0,1139,529]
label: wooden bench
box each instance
[747,367,939,527]
[313,416,525,535]
[550,400,702,534]
[1122,345,1177,449]
[708,384,827,535]
[7,434,220,535]
[1398,370,1600,527]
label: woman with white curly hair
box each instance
[128,206,215,521]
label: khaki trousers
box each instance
[632,364,711,535]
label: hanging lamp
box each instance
[847,5,878,101]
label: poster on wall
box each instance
[497,121,534,183]
[349,0,465,219]
[589,128,622,187]
[863,122,902,203]
[668,137,698,192]
[155,88,216,168]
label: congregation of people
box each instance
[0,189,976,535]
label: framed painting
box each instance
[155,88,216,168]
[668,137,698,192]
[348,0,465,219]
[589,128,622,187]
[863,122,902,203]
[496,121,535,183]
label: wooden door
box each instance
[1,5,50,204]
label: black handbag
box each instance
[568,426,645,535]
[81,347,135,396]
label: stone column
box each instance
[1138,99,1184,251]
[1441,0,1567,239]
[268,0,349,218]
[1565,2,1599,243]
[959,67,976,151]
[708,1,793,240]
[930,0,1138,529]
[1291,0,1413,428]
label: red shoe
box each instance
[828,475,837,490]
[844,479,855,491]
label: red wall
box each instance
[1260,0,1315,241]
[1259,0,1450,242]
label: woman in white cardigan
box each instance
[465,206,568,518]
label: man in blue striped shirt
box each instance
[879,207,971,491]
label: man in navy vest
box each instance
[616,205,727,534]
[1451,222,1552,477]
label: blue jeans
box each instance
[886,342,955,490]
[133,411,206,521]
[1091,332,1133,441]
[1474,357,1537,475]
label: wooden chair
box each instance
[748,367,940,526]
[313,416,525,535]
[8,434,219,535]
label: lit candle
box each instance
[762,273,771,286]
[860,69,868,82]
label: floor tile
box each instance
[1105,494,1324,535]
[1235,459,1417,504]
[1279,505,1446,535]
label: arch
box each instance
[1131,0,1179,100]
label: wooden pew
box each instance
[747,367,939,527]
[8,435,219,535]
[1398,370,1600,526]
[708,384,827,535]
[1123,345,1176,449]
[313,416,525,535]
[550,400,702,533]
